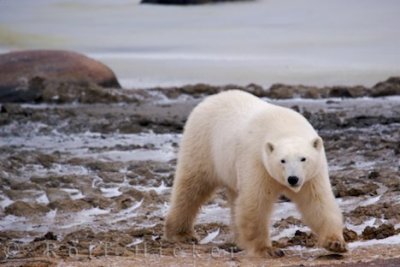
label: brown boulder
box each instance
[372,76,400,97]
[361,224,396,240]
[0,50,120,102]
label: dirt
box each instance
[0,78,399,266]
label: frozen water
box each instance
[0,122,179,162]
[349,235,400,248]
[199,228,220,245]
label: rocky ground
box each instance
[0,78,399,266]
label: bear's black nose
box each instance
[288,176,299,186]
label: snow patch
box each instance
[199,228,220,244]
[59,208,110,229]
[100,187,122,198]
[110,199,143,223]
[349,235,400,248]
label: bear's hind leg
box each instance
[164,169,217,243]
[226,188,239,243]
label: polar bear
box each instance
[164,90,347,257]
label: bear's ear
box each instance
[312,136,323,151]
[266,142,274,153]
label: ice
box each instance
[58,208,110,229]
[0,195,14,209]
[126,238,144,247]
[36,193,50,205]
[0,215,36,232]
[272,201,301,222]
[199,228,220,245]
[46,209,57,221]
[134,181,170,195]
[94,149,176,162]
[110,199,143,224]
[60,188,85,200]
[271,226,310,241]
[337,196,382,213]
[17,164,90,180]
[197,204,230,225]
[359,195,381,207]
[346,218,377,235]
[150,202,170,218]
[0,123,179,162]
[100,187,122,198]
[349,235,400,248]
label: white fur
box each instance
[164,90,346,256]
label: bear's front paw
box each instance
[248,246,284,258]
[322,236,347,253]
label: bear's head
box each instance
[262,136,323,192]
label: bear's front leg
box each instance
[287,177,347,253]
[235,180,283,258]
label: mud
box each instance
[0,78,399,266]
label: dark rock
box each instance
[141,0,250,5]
[367,170,380,179]
[316,254,345,260]
[62,229,96,242]
[121,188,164,205]
[5,201,50,216]
[328,86,369,98]
[86,161,123,173]
[48,199,92,212]
[343,228,358,242]
[38,79,130,103]
[36,153,55,168]
[273,216,302,229]
[268,84,296,99]
[83,194,114,209]
[372,76,400,97]
[45,188,71,202]
[9,182,40,191]
[99,172,125,183]
[276,230,317,248]
[361,224,396,240]
[33,232,57,242]
[291,230,316,247]
[349,203,400,220]
[0,50,120,102]
[0,103,24,114]
[329,86,353,98]
[146,76,400,100]
[114,195,137,210]
[334,181,379,197]
[218,242,242,253]
[30,176,60,188]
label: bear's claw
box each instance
[323,238,348,253]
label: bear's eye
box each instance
[280,159,286,164]
[301,157,306,162]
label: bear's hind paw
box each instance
[248,246,284,258]
[266,247,285,258]
[168,233,199,244]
